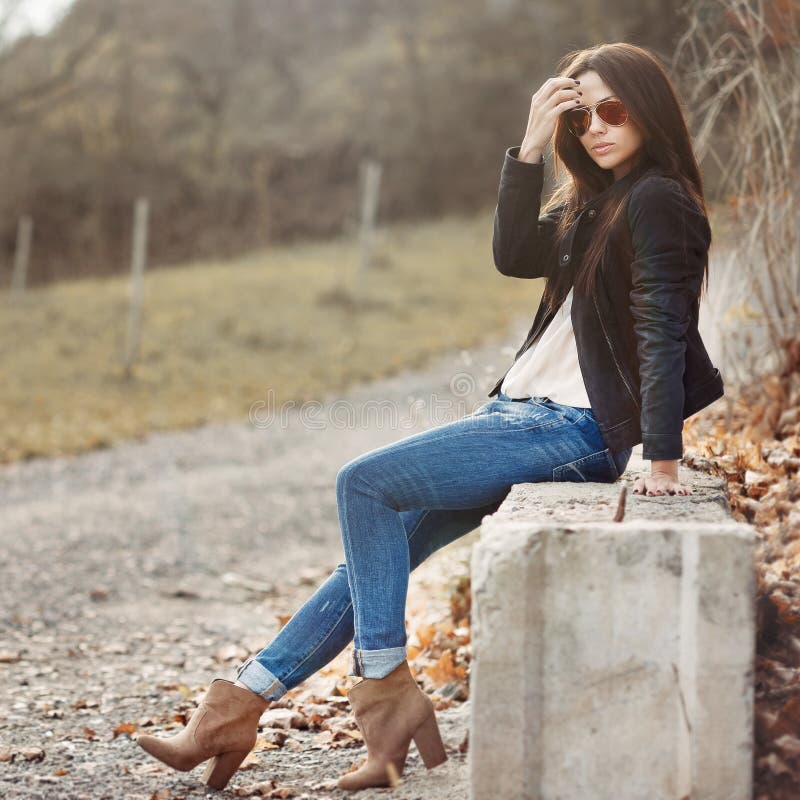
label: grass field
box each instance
[0,199,736,464]
[0,207,546,462]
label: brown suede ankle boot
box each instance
[337,660,448,791]
[136,678,269,790]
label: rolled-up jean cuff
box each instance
[234,656,288,702]
[352,646,407,678]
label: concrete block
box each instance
[469,514,755,800]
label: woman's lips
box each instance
[593,143,614,154]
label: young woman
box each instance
[136,42,724,792]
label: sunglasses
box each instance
[564,98,628,137]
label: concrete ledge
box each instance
[469,449,756,800]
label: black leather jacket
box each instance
[488,145,724,461]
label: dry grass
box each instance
[0,207,543,463]
[0,190,736,465]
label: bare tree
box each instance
[0,0,25,48]
[0,0,698,284]
[0,0,114,125]
[673,0,799,382]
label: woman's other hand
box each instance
[632,461,693,496]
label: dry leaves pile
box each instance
[682,337,800,800]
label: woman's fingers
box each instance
[631,475,693,496]
[522,76,583,153]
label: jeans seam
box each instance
[339,473,365,656]
[258,678,287,701]
[521,402,605,465]
[482,418,565,434]
[552,446,617,482]
[406,509,432,545]
[353,645,407,677]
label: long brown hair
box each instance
[540,42,711,315]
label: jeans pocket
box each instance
[552,447,620,483]
[552,405,589,425]
[528,398,588,426]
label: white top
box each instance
[499,286,592,408]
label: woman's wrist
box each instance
[518,141,543,163]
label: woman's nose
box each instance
[588,109,606,133]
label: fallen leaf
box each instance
[423,650,467,687]
[113,722,137,738]
[0,652,21,663]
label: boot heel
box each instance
[412,712,448,769]
[201,749,250,790]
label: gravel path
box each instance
[0,317,531,799]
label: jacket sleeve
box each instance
[627,176,711,461]
[493,146,565,279]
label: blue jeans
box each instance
[235,391,632,700]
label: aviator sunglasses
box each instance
[564,97,628,137]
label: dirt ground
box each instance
[0,322,529,799]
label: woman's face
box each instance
[573,70,645,181]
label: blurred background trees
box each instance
[0,0,693,285]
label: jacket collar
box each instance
[580,162,660,213]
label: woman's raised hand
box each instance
[520,76,583,160]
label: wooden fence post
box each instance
[123,197,149,376]
[11,215,33,294]
[357,159,382,281]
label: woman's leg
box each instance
[338,392,614,678]
[236,392,616,692]
[233,503,501,701]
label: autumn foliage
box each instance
[683,337,800,799]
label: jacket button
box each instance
[587,209,596,218]
[561,254,570,263]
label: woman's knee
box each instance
[336,454,379,499]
